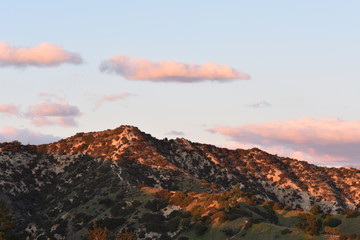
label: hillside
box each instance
[0,125,359,239]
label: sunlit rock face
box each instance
[0,125,359,238]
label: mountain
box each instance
[0,125,359,239]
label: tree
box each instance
[310,204,320,215]
[324,218,342,228]
[0,201,14,240]
[87,222,109,240]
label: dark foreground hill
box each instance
[0,125,359,239]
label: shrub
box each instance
[181,218,191,229]
[222,227,239,236]
[272,202,283,210]
[297,213,322,235]
[265,208,278,224]
[178,237,189,240]
[87,222,109,240]
[324,218,342,227]
[323,226,340,235]
[280,228,292,235]
[310,204,321,215]
[115,230,137,240]
[194,223,208,236]
[144,199,168,212]
[344,209,360,218]
[165,216,181,232]
[227,208,252,221]
[110,204,135,217]
[97,217,126,230]
[140,213,165,224]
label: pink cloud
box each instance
[0,41,83,67]
[29,102,80,117]
[100,55,250,82]
[96,93,135,108]
[0,127,60,144]
[28,102,81,127]
[0,104,20,115]
[210,118,360,167]
[31,116,79,128]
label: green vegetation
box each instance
[2,184,360,239]
[0,201,16,240]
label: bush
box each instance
[227,208,252,221]
[110,204,135,217]
[115,227,137,240]
[165,216,181,232]
[97,217,126,230]
[325,218,342,227]
[140,213,165,224]
[265,208,278,224]
[344,209,360,218]
[323,226,340,235]
[280,228,292,235]
[144,199,168,212]
[310,204,321,215]
[87,222,109,240]
[222,227,239,236]
[272,202,283,210]
[194,223,208,236]
[297,214,322,235]
[181,218,191,229]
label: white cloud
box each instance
[96,93,135,108]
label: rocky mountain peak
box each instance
[37,125,153,159]
[0,125,359,239]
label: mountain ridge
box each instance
[34,125,360,211]
[0,125,359,239]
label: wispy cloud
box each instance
[165,130,185,136]
[28,102,81,127]
[0,127,60,144]
[246,101,271,108]
[38,92,65,102]
[1,99,81,128]
[210,118,360,167]
[96,93,135,108]
[28,102,80,117]
[100,55,250,83]
[0,104,20,116]
[0,41,83,68]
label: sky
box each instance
[1,1,359,169]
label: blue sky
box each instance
[1,1,360,168]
